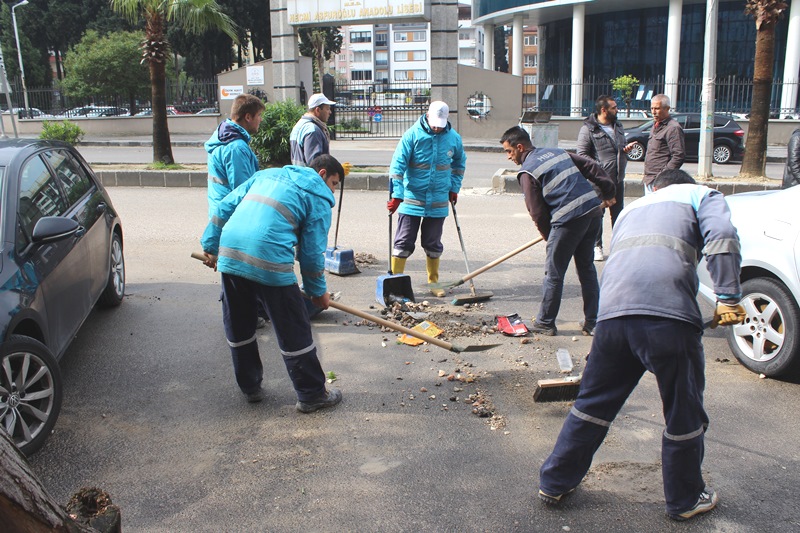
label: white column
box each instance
[664,0,683,109]
[698,0,719,179]
[570,4,585,117]
[780,0,800,116]
[512,16,523,76]
[484,23,495,71]
[270,0,301,103]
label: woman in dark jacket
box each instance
[783,128,800,189]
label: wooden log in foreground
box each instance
[0,430,120,532]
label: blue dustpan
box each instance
[325,246,359,276]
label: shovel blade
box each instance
[451,291,493,306]
[450,343,502,353]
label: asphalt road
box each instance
[27,188,800,532]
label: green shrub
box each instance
[250,99,305,168]
[39,120,85,145]
[340,117,362,131]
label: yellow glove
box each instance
[342,162,352,176]
[711,301,746,329]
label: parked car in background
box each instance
[2,107,48,118]
[135,106,180,116]
[697,185,800,377]
[625,113,745,164]
[195,107,219,115]
[0,139,125,455]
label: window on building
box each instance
[376,51,388,67]
[413,31,426,42]
[394,32,408,42]
[394,50,426,61]
[394,70,427,81]
[375,32,388,47]
[524,75,538,85]
[459,31,470,40]
[524,35,538,46]
[376,70,388,82]
[352,70,373,81]
[353,51,371,63]
[350,31,371,43]
[524,54,538,68]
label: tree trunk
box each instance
[0,430,94,532]
[150,59,174,165]
[740,21,777,177]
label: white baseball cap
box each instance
[427,101,449,128]
[307,93,336,109]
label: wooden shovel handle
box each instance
[462,236,544,283]
[327,300,456,352]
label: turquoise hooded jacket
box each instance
[201,166,335,297]
[205,119,259,219]
[389,115,466,218]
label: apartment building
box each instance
[507,27,539,109]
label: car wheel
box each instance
[98,232,125,307]
[713,144,732,164]
[0,336,63,456]
[626,141,645,161]
[727,277,800,377]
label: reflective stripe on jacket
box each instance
[519,148,602,226]
[201,166,335,297]
[389,115,466,218]
[599,184,741,327]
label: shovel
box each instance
[324,175,359,276]
[450,201,493,305]
[328,300,500,353]
[375,184,415,307]
[428,236,545,291]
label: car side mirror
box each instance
[31,216,80,244]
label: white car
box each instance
[697,185,800,377]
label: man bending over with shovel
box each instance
[199,154,345,412]
[387,101,466,297]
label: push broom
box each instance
[449,200,493,305]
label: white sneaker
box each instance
[593,246,604,262]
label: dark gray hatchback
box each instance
[0,139,124,455]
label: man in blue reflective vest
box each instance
[500,126,616,336]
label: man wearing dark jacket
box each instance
[643,94,685,194]
[782,127,800,189]
[500,126,616,337]
[577,95,635,261]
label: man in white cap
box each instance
[387,100,466,297]
[290,93,337,166]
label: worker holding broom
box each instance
[199,154,345,412]
[538,169,745,521]
[500,126,615,337]
[387,100,466,297]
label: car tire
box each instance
[713,144,732,164]
[98,232,125,307]
[626,141,645,161]
[727,277,800,377]
[0,336,63,456]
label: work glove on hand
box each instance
[449,192,458,205]
[342,162,352,176]
[387,198,402,214]
[711,301,747,329]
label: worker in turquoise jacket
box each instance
[199,155,345,413]
[205,94,264,219]
[387,100,466,297]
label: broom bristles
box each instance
[533,375,582,402]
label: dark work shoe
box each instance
[256,317,268,329]
[531,322,557,336]
[245,388,265,403]
[669,489,718,521]
[538,487,575,506]
[296,388,342,413]
[580,322,595,336]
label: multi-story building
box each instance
[507,27,538,109]
[457,3,485,69]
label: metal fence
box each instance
[3,77,220,118]
[331,79,431,138]
[529,76,799,118]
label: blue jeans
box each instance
[539,316,709,514]
[221,274,326,401]
[536,215,601,328]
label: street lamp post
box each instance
[11,0,30,119]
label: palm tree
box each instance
[110,0,237,164]
[740,0,787,177]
